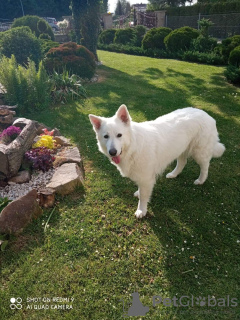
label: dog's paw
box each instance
[194,179,203,185]
[134,190,139,198]
[134,209,147,219]
[166,172,177,179]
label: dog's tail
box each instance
[213,142,225,158]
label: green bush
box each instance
[133,25,147,47]
[224,64,240,84]
[11,15,54,40]
[0,26,42,65]
[40,39,60,55]
[229,45,240,67]
[39,33,51,40]
[44,42,96,79]
[0,55,50,113]
[50,70,87,104]
[191,35,217,53]
[164,27,199,52]
[182,51,225,65]
[142,27,172,50]
[99,29,117,45]
[114,28,136,45]
[221,35,240,60]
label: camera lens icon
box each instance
[10,297,22,309]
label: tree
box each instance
[115,0,131,16]
[71,0,101,59]
[148,0,186,10]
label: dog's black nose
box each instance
[109,148,117,156]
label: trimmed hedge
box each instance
[229,45,240,67]
[98,29,117,45]
[0,26,42,65]
[221,35,240,59]
[164,27,199,52]
[224,64,240,84]
[114,28,136,45]
[44,42,96,79]
[142,27,172,50]
[191,35,218,53]
[11,15,54,40]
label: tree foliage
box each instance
[148,0,187,10]
[71,0,102,59]
[115,0,131,16]
[0,0,71,20]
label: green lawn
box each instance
[1,51,240,320]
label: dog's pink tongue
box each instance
[112,155,121,164]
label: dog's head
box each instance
[89,104,132,164]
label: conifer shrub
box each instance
[142,27,172,50]
[44,42,96,79]
[164,27,199,52]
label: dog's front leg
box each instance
[135,181,154,219]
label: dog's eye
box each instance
[104,134,109,139]
[117,133,122,138]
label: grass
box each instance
[0,51,240,320]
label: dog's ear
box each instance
[116,104,131,125]
[89,114,102,130]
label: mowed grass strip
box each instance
[0,51,239,320]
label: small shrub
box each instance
[142,27,172,50]
[114,28,136,45]
[224,64,240,84]
[11,15,54,40]
[164,26,199,52]
[229,45,240,67]
[39,33,51,40]
[0,26,42,65]
[182,51,225,65]
[133,25,147,47]
[99,29,117,45]
[25,147,55,172]
[0,55,50,113]
[44,42,96,79]
[191,35,217,53]
[40,39,59,55]
[221,35,240,59]
[50,70,87,104]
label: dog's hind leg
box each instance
[166,154,187,179]
[135,180,154,219]
[194,159,210,185]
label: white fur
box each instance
[89,105,225,219]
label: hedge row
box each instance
[166,1,240,16]
[98,43,225,65]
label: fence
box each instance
[136,11,240,39]
[166,12,240,39]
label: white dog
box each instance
[89,105,225,219]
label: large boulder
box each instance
[0,189,42,234]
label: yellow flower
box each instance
[32,135,56,149]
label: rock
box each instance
[13,117,35,129]
[47,163,84,195]
[54,136,72,146]
[0,189,42,235]
[0,114,13,124]
[54,147,82,168]
[0,119,37,177]
[38,188,55,208]
[8,170,31,184]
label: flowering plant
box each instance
[25,147,55,172]
[0,126,22,141]
[41,128,54,136]
[32,135,56,149]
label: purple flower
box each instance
[0,126,22,140]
